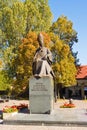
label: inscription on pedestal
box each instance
[31,83,48,91]
[29,76,54,114]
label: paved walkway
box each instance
[0,99,87,110]
[0,125,87,130]
[0,99,87,130]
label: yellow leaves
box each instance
[3,7,12,16]
[0,60,2,68]
[57,15,73,34]
[41,32,51,48]
[24,0,52,32]
[52,63,61,82]
[26,31,38,47]
[17,65,24,74]
[50,33,63,52]
[13,1,24,16]
[26,31,37,40]
[19,32,38,54]
[62,44,70,53]
[0,11,2,21]
[16,32,38,80]
[51,47,77,86]
[25,44,36,58]
[55,39,63,53]
[51,15,77,47]
[21,38,29,44]
[68,54,75,63]
[60,44,70,58]
[17,31,53,85]
[50,16,78,86]
[52,63,60,73]
[59,59,77,86]
[21,31,51,49]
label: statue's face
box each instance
[38,33,44,47]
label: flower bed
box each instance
[60,102,75,108]
[3,103,28,113]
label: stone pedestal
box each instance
[29,76,54,114]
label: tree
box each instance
[50,33,77,86]
[24,0,53,33]
[0,1,78,96]
[0,0,52,80]
[0,0,27,78]
[50,15,79,65]
[12,31,51,94]
[0,70,11,92]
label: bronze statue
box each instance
[32,33,54,78]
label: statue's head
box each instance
[37,33,44,47]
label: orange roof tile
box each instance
[76,65,87,79]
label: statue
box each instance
[32,33,55,78]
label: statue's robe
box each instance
[32,47,54,78]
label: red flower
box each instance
[3,103,28,113]
[60,102,75,108]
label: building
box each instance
[76,65,87,99]
[55,65,87,99]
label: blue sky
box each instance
[48,0,87,65]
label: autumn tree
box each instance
[0,0,52,80]
[50,33,77,87]
[0,1,78,96]
[50,15,79,65]
[0,0,27,79]
[0,70,11,94]
[12,31,51,94]
[24,0,53,33]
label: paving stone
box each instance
[0,99,87,129]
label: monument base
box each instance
[29,76,54,114]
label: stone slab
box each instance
[3,109,87,126]
[29,76,54,114]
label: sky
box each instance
[48,0,87,65]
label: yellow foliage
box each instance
[41,32,51,48]
[60,44,70,58]
[50,32,77,86]
[21,38,29,44]
[26,32,38,45]
[50,33,63,53]
[16,31,51,80]
[0,60,2,68]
